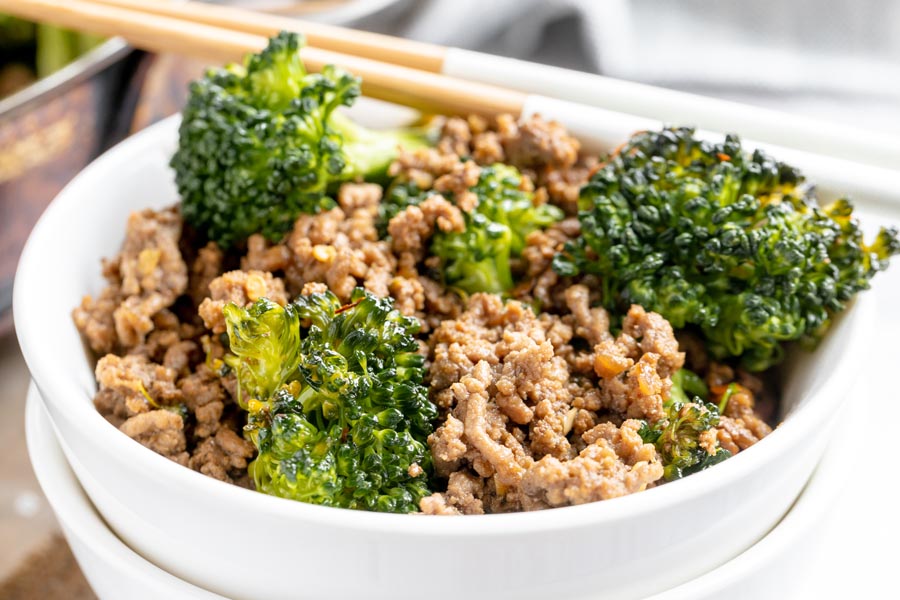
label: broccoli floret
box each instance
[223,289,435,513]
[330,110,435,182]
[223,298,303,403]
[431,206,516,294]
[555,127,899,370]
[427,164,563,295]
[639,368,730,481]
[668,368,709,405]
[171,31,433,248]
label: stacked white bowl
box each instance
[15,103,873,600]
[24,381,860,600]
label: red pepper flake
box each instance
[335,299,362,315]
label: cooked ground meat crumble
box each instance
[74,113,771,513]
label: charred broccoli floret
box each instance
[555,127,899,370]
[639,368,730,481]
[223,290,435,513]
[386,163,562,294]
[172,31,432,248]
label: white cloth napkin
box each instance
[358,0,900,132]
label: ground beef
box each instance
[73,207,188,353]
[188,428,255,484]
[517,217,581,307]
[78,206,261,486]
[588,303,686,423]
[230,182,464,330]
[432,159,481,211]
[122,309,187,364]
[495,113,580,170]
[707,363,773,452]
[76,114,776,515]
[189,242,224,306]
[541,158,598,215]
[393,113,593,220]
[198,270,287,334]
[388,146,462,191]
[71,271,120,355]
[521,420,663,508]
[388,194,464,260]
[458,360,534,487]
[242,234,291,273]
[280,201,399,302]
[94,354,182,426]
[119,409,189,466]
[179,363,227,438]
[421,293,678,514]
[162,339,198,374]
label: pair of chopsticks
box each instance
[2,0,900,173]
[0,0,526,117]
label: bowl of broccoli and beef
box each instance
[14,32,895,599]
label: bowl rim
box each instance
[23,377,853,600]
[24,382,228,599]
[13,114,874,536]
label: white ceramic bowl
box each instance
[25,377,856,600]
[13,105,874,600]
[24,384,226,600]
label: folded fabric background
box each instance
[359,0,900,134]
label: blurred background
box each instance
[1,0,898,597]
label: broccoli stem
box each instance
[330,111,434,181]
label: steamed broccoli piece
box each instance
[555,127,899,370]
[330,110,434,181]
[639,368,730,481]
[668,368,709,405]
[431,207,516,294]
[171,31,432,248]
[223,298,302,404]
[223,289,435,513]
[428,164,563,294]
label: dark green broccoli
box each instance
[554,127,899,370]
[223,289,435,513]
[387,163,563,295]
[639,368,730,481]
[171,31,433,249]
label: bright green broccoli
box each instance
[223,289,436,513]
[639,368,730,481]
[554,127,899,370]
[667,368,709,405]
[171,31,433,249]
[386,163,563,295]
[223,297,302,404]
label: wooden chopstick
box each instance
[79,0,900,173]
[0,0,525,118]
[87,0,447,72]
